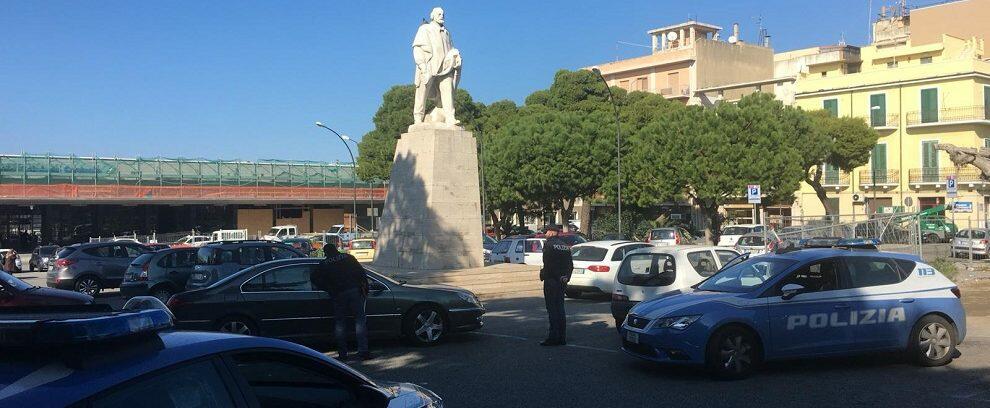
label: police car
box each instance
[620,247,965,379]
[0,297,443,407]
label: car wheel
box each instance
[909,314,957,367]
[29,263,35,272]
[923,234,939,244]
[217,316,258,336]
[74,276,101,296]
[706,326,760,380]
[403,305,446,346]
[150,286,175,304]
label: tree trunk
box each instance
[805,165,833,217]
[701,203,723,245]
[562,198,575,231]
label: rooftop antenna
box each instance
[752,15,764,44]
[868,0,873,43]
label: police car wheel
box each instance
[707,326,759,380]
[909,315,957,367]
[217,316,258,336]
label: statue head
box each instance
[430,7,445,25]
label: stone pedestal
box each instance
[372,125,483,271]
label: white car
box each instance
[646,227,691,246]
[489,236,545,265]
[567,241,653,297]
[717,224,765,247]
[734,232,770,256]
[174,235,210,247]
[952,228,990,258]
[263,225,299,242]
[610,246,741,327]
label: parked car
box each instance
[29,245,59,271]
[262,224,299,242]
[0,301,443,407]
[734,232,770,256]
[347,238,377,263]
[489,236,545,265]
[556,233,588,246]
[186,240,306,290]
[283,237,316,256]
[952,228,990,258]
[46,242,151,295]
[120,247,199,303]
[168,258,485,346]
[326,224,357,243]
[646,227,691,246]
[0,249,23,272]
[483,234,498,263]
[718,224,765,247]
[142,243,171,251]
[611,246,741,327]
[172,235,210,247]
[567,241,653,297]
[0,269,93,306]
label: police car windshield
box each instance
[1,271,34,291]
[697,257,796,293]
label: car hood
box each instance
[23,286,93,304]
[377,381,442,406]
[408,283,476,297]
[630,289,739,320]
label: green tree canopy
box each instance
[794,110,879,214]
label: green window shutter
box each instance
[823,99,839,117]
[921,88,938,123]
[824,163,840,184]
[870,94,886,127]
[871,144,887,184]
[922,141,939,182]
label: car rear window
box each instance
[38,247,57,256]
[650,229,675,240]
[738,236,765,246]
[197,247,233,265]
[130,254,154,266]
[616,253,677,287]
[350,240,375,250]
[722,227,752,236]
[524,240,544,253]
[571,246,607,262]
[56,247,77,259]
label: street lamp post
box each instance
[315,122,359,231]
[591,67,622,237]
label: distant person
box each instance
[3,250,18,273]
[311,245,370,360]
[540,227,573,346]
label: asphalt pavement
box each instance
[16,270,990,407]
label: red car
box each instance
[0,270,93,306]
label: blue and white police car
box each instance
[0,298,443,407]
[619,247,966,379]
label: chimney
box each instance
[733,23,740,40]
[763,34,771,48]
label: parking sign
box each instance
[747,184,761,204]
[947,175,958,198]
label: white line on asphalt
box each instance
[471,332,619,353]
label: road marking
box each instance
[471,332,619,353]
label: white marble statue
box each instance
[412,7,462,127]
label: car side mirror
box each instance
[781,283,805,300]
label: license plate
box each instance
[625,331,639,344]
[572,268,584,275]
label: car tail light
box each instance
[981,240,988,245]
[951,287,962,299]
[588,265,610,273]
[612,293,629,301]
[371,241,377,249]
[675,234,681,245]
[55,258,75,267]
[166,296,183,309]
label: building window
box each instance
[619,80,630,90]
[823,99,839,117]
[920,56,933,64]
[887,61,898,68]
[918,197,945,214]
[823,163,840,185]
[871,144,887,184]
[921,140,939,183]
[821,71,827,77]
[870,94,886,127]
[636,77,648,91]
[847,63,861,74]
[921,88,939,123]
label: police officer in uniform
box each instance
[540,227,573,346]
[311,245,371,360]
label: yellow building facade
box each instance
[792,33,990,223]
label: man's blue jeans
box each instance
[334,288,368,356]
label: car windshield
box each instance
[696,257,797,293]
[650,229,675,240]
[483,235,497,245]
[38,246,57,256]
[722,227,753,236]
[351,240,374,250]
[1,271,33,291]
[571,246,607,261]
[268,228,281,235]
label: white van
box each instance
[489,236,545,265]
[263,225,298,242]
[610,246,741,327]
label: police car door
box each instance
[839,256,914,350]
[767,258,853,357]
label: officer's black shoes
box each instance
[540,339,566,346]
[358,351,373,361]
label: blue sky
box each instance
[1,0,888,163]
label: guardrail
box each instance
[908,167,984,184]
[858,169,900,186]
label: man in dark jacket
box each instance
[312,245,370,360]
[540,227,573,346]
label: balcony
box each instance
[821,170,850,189]
[908,167,986,188]
[859,169,899,188]
[867,113,899,130]
[660,85,691,99]
[906,105,990,128]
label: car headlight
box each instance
[457,292,483,308]
[653,315,701,330]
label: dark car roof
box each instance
[1,331,372,406]
[767,248,920,262]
